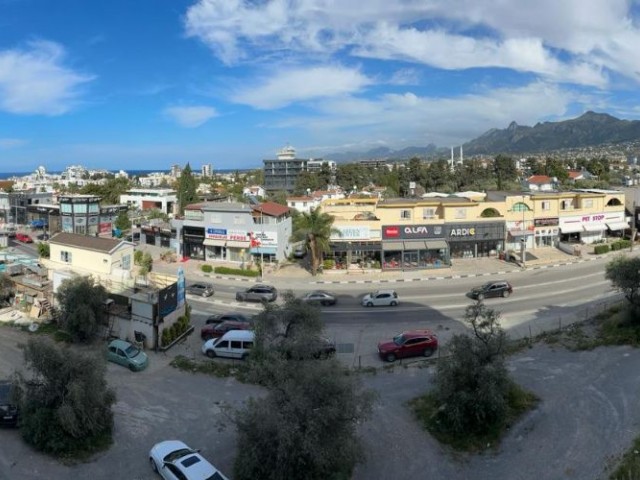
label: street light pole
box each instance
[260,209,264,281]
[521,195,526,267]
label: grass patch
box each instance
[409,380,539,452]
[170,355,248,380]
[609,436,640,480]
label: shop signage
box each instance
[99,222,111,234]
[228,229,249,242]
[446,222,504,240]
[185,210,204,221]
[332,226,370,240]
[382,224,445,239]
[534,218,559,227]
[206,227,227,240]
[251,231,278,248]
[448,227,475,237]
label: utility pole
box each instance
[631,200,637,252]
[521,195,526,267]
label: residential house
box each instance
[524,175,556,191]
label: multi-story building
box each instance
[119,188,177,215]
[263,145,334,194]
[0,190,54,225]
[172,201,292,264]
[201,164,213,178]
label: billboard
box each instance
[158,282,178,317]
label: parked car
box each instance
[186,283,214,297]
[36,232,50,241]
[361,290,399,307]
[378,330,438,363]
[0,380,18,426]
[201,320,252,341]
[15,233,33,243]
[300,290,337,306]
[202,330,254,359]
[467,280,513,300]
[107,339,149,371]
[205,312,252,326]
[149,440,229,480]
[280,336,337,360]
[235,284,278,302]
[293,245,307,258]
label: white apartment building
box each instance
[119,188,177,215]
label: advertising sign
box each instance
[206,227,227,239]
[228,229,249,242]
[382,224,445,239]
[251,231,278,247]
[331,226,370,240]
[158,282,178,317]
[99,222,111,234]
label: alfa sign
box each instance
[382,224,445,239]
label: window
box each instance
[540,201,550,211]
[60,203,72,214]
[60,251,72,263]
[561,200,572,210]
[422,208,436,219]
[74,203,87,214]
[454,208,466,219]
[217,341,229,349]
[231,341,242,349]
[122,255,131,270]
[583,199,593,208]
[400,210,411,220]
[233,215,244,225]
[89,203,100,213]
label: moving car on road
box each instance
[235,284,277,303]
[186,283,214,297]
[0,380,18,426]
[15,233,33,243]
[378,330,438,363]
[300,290,337,306]
[149,439,229,480]
[361,289,399,307]
[467,280,513,300]
[107,339,149,372]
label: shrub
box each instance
[214,266,259,277]
[612,240,631,250]
[594,244,610,255]
[323,259,335,270]
[161,328,171,347]
[134,250,143,265]
[201,264,213,273]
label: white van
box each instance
[201,330,254,359]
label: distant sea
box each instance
[0,168,247,180]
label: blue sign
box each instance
[206,228,227,239]
[177,267,185,307]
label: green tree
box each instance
[176,163,198,215]
[0,273,14,307]
[55,276,108,343]
[114,210,131,231]
[37,242,50,259]
[290,207,339,275]
[12,337,115,456]
[80,177,131,205]
[493,154,517,190]
[268,190,288,206]
[605,256,640,310]
[293,171,321,195]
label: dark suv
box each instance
[467,281,513,300]
[235,284,278,303]
[0,380,18,426]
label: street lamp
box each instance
[521,195,526,267]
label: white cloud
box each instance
[0,40,94,115]
[230,65,371,109]
[0,138,26,149]
[163,105,218,127]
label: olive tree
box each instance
[12,337,115,456]
[55,276,108,342]
[605,256,640,310]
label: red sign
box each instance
[384,226,400,238]
[99,222,111,234]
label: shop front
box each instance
[183,226,205,259]
[329,226,381,269]
[381,224,449,270]
[559,213,608,244]
[533,218,559,248]
[604,211,630,237]
[203,227,250,263]
[447,222,505,259]
[250,231,278,264]
[506,220,534,251]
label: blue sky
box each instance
[1,0,640,173]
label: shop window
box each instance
[60,251,72,263]
[400,210,411,220]
[422,208,436,219]
[454,208,466,219]
[540,201,550,211]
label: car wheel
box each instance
[321,301,329,306]
[423,347,435,357]
[385,353,396,363]
[206,350,216,358]
[390,301,398,307]
[366,301,374,307]
[129,364,136,372]
[502,290,510,298]
[477,293,484,301]
[150,458,158,473]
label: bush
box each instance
[201,264,213,273]
[612,240,631,251]
[214,266,259,277]
[323,259,335,270]
[134,250,143,266]
[162,328,171,346]
[594,244,610,255]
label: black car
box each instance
[187,283,214,297]
[280,337,337,360]
[467,281,513,300]
[0,380,18,426]
[235,284,278,303]
[300,290,337,306]
[205,312,252,325]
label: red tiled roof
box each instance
[567,170,582,179]
[527,175,552,184]
[252,201,290,217]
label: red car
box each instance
[200,320,252,341]
[378,330,438,363]
[15,233,33,243]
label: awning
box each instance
[251,247,277,255]
[403,240,427,250]
[583,223,605,233]
[606,222,629,231]
[382,241,404,251]
[560,224,582,234]
[203,238,226,247]
[509,229,534,237]
[226,240,250,249]
[425,240,449,250]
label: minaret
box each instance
[450,146,454,171]
[459,145,464,165]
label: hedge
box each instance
[201,264,213,273]
[161,315,191,347]
[594,244,610,255]
[611,240,631,251]
[214,266,259,277]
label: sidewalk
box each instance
[145,244,619,288]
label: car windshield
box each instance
[481,282,494,290]
[125,345,140,357]
[392,334,405,346]
[164,447,195,463]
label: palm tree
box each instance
[290,207,340,275]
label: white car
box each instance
[361,290,399,307]
[149,440,229,480]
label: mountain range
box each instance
[323,112,640,162]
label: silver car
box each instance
[235,284,278,302]
[361,290,399,307]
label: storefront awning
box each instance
[203,239,226,247]
[403,240,427,250]
[583,223,605,233]
[226,240,250,249]
[509,229,534,237]
[560,224,582,234]
[606,222,629,231]
[425,240,448,250]
[382,241,404,251]
[251,247,277,255]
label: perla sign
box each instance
[449,227,475,237]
